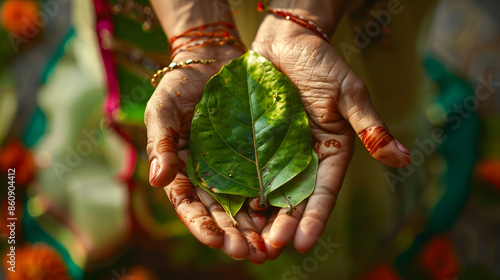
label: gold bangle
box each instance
[150,59,217,87]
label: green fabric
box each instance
[111,3,169,125]
[117,66,153,123]
[40,28,75,84]
[425,55,478,233]
[396,55,479,274]
[113,15,168,53]
[23,106,46,147]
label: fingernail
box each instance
[249,197,269,211]
[395,140,411,156]
[149,158,160,186]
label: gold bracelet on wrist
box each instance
[151,59,216,87]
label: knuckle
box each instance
[314,185,338,200]
[341,74,368,98]
[145,91,178,123]
[169,178,199,209]
[206,200,223,213]
[302,210,327,225]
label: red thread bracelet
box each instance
[268,8,330,42]
[168,21,246,59]
[168,21,236,45]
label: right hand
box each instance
[250,13,412,258]
[144,46,271,263]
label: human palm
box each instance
[145,47,272,264]
[145,31,412,263]
[250,30,412,255]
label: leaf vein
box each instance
[207,90,256,163]
[194,129,259,191]
[261,86,295,171]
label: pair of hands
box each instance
[145,15,412,264]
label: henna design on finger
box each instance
[242,230,266,253]
[312,139,322,153]
[157,137,177,154]
[200,220,224,236]
[324,139,341,148]
[169,177,200,209]
[358,126,394,155]
[156,127,180,154]
[312,137,341,161]
[168,127,180,142]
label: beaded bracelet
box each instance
[268,8,330,42]
[150,59,216,87]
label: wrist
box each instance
[151,45,242,87]
[254,13,317,45]
[150,0,236,38]
[172,45,243,65]
[266,0,346,36]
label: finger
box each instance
[338,74,412,168]
[246,205,270,234]
[145,88,181,187]
[261,208,284,260]
[294,154,348,253]
[247,197,271,233]
[196,188,249,260]
[165,175,224,248]
[268,201,307,249]
[248,197,269,211]
[234,212,267,264]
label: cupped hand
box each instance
[144,46,270,263]
[251,15,412,257]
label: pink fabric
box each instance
[93,0,119,118]
[93,0,137,181]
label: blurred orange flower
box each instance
[477,159,500,189]
[1,0,39,37]
[2,244,70,280]
[420,236,460,280]
[0,139,35,186]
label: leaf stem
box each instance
[281,187,293,215]
[228,214,239,226]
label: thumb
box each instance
[339,74,412,168]
[145,93,181,187]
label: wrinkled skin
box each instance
[250,23,411,258]
[145,23,411,263]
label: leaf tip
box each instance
[228,214,238,226]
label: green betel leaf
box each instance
[268,152,318,213]
[186,158,245,217]
[188,50,313,213]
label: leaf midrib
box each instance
[247,63,265,201]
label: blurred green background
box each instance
[1,0,499,279]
